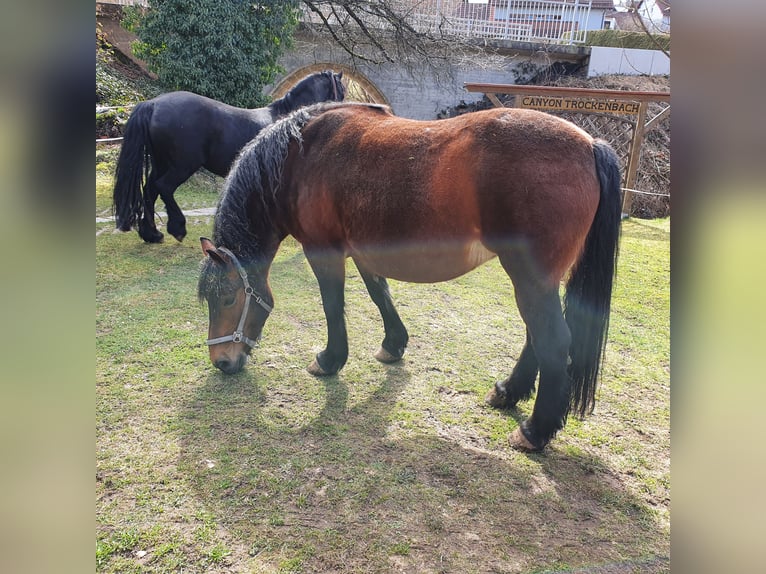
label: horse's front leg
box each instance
[305,248,348,376]
[154,173,187,242]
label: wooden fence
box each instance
[464,83,670,216]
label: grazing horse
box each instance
[112,70,344,243]
[197,102,622,451]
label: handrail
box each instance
[465,83,670,103]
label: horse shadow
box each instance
[178,359,668,572]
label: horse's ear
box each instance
[200,237,228,266]
[337,71,343,79]
[200,237,216,255]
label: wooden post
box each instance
[463,83,670,220]
[622,101,648,217]
[486,92,504,108]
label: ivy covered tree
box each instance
[133,0,299,107]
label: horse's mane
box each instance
[216,101,391,252]
[269,70,335,116]
[213,103,320,256]
[201,102,388,300]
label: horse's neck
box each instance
[268,94,294,117]
[248,107,275,125]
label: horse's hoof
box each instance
[142,231,164,244]
[168,225,187,242]
[374,347,402,364]
[485,385,507,409]
[307,358,330,376]
[509,427,543,452]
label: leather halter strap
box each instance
[205,247,272,349]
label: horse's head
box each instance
[198,238,273,374]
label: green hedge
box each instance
[584,29,670,51]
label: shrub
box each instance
[584,29,670,52]
[132,0,299,108]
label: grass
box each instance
[97,169,670,573]
[96,145,224,221]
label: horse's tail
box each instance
[564,139,622,418]
[113,101,153,231]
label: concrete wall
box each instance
[276,32,587,120]
[587,46,670,77]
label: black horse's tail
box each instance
[564,139,622,418]
[113,101,153,231]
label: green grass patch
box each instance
[97,171,669,573]
[96,159,223,220]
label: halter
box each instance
[205,247,272,349]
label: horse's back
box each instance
[286,104,603,283]
[147,91,262,174]
[467,108,601,281]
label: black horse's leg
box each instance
[498,252,572,452]
[138,169,164,243]
[353,259,408,363]
[305,249,348,376]
[153,169,191,242]
[486,328,539,408]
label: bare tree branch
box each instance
[298,0,462,70]
[303,0,381,64]
[340,3,395,62]
[626,1,670,59]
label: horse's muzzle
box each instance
[214,354,247,374]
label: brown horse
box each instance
[198,102,622,451]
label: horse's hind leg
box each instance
[353,259,408,363]
[486,328,538,408]
[138,170,164,243]
[498,252,572,452]
[305,248,349,376]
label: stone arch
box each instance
[270,63,389,106]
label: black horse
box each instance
[112,70,345,243]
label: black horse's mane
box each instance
[269,70,338,116]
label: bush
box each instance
[584,29,670,52]
[95,105,132,139]
[133,0,299,108]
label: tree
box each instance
[620,0,671,58]
[133,0,299,107]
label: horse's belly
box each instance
[352,239,497,283]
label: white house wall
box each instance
[588,46,670,76]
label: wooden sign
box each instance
[517,95,641,115]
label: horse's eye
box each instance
[221,294,237,308]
